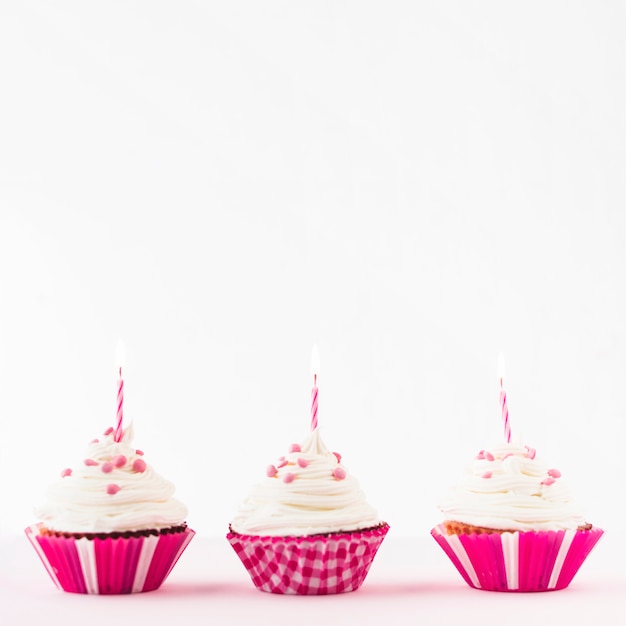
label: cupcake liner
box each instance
[25,524,195,594]
[227,523,389,595]
[431,523,603,592]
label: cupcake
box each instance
[227,347,388,595]
[227,428,389,594]
[432,441,603,591]
[25,422,194,594]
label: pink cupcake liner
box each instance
[227,523,389,595]
[431,523,603,592]
[25,524,195,594]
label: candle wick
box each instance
[119,366,122,378]
[499,377,503,388]
[314,373,317,386]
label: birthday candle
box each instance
[114,340,125,443]
[310,345,320,431]
[497,352,511,443]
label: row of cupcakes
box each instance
[26,347,603,595]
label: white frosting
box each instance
[35,424,188,533]
[230,429,381,537]
[438,442,588,531]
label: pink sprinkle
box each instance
[482,471,493,479]
[132,459,147,473]
[548,469,562,478]
[103,427,114,436]
[283,472,295,483]
[277,459,288,468]
[541,476,556,486]
[106,483,121,495]
[475,450,485,460]
[84,459,98,466]
[525,446,536,460]
[113,455,127,468]
[289,443,301,453]
[333,467,346,480]
[60,468,72,478]
[266,464,278,477]
[501,453,513,460]
[101,462,114,473]
[485,452,495,462]
[135,449,144,456]
[89,439,99,445]
[297,458,309,468]
[333,452,342,463]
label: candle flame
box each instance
[310,344,320,379]
[115,339,126,374]
[497,352,506,385]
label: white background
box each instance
[1,0,624,565]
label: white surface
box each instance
[1,533,623,626]
[1,1,625,542]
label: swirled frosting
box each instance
[438,442,588,531]
[230,428,381,537]
[35,424,188,533]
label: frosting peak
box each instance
[35,424,188,533]
[230,428,381,537]
[438,441,587,531]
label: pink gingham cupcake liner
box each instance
[25,523,195,594]
[227,523,389,595]
[431,523,603,592]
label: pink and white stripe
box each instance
[114,368,124,442]
[25,524,195,594]
[431,524,603,592]
[500,384,511,443]
[311,376,319,431]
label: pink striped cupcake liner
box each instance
[25,524,195,594]
[431,523,603,592]
[227,523,389,595]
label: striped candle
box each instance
[311,376,319,431]
[114,340,125,443]
[310,345,320,431]
[114,367,124,442]
[500,381,511,443]
[497,353,511,443]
